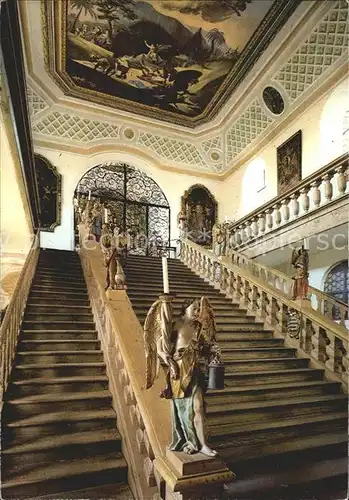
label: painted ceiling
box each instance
[43,0,300,128]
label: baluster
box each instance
[241,224,248,243]
[245,221,253,240]
[336,165,347,195]
[256,290,267,319]
[265,209,273,230]
[227,271,234,296]
[300,187,310,212]
[251,217,259,237]
[311,180,321,207]
[290,193,300,218]
[265,294,277,325]
[232,275,242,303]
[247,284,257,313]
[281,199,290,223]
[258,213,266,233]
[240,279,248,307]
[273,204,281,226]
[275,300,287,335]
[322,173,333,202]
[325,331,344,374]
[311,323,328,363]
[236,227,242,246]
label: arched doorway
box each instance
[74,163,170,255]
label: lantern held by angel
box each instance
[143,295,223,457]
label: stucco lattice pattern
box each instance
[32,112,120,142]
[226,100,273,162]
[27,86,49,116]
[137,133,210,170]
[201,136,223,154]
[275,1,348,102]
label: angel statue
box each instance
[212,223,227,257]
[101,234,126,290]
[291,246,309,300]
[144,295,221,457]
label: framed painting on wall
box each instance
[277,130,302,195]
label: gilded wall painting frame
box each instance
[34,154,62,232]
[277,130,302,196]
[41,0,302,128]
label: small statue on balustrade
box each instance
[212,223,228,257]
[291,246,309,300]
[91,200,103,243]
[144,295,222,457]
[177,210,187,238]
[101,235,126,290]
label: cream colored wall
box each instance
[0,106,34,309]
[36,148,224,251]
[221,76,349,220]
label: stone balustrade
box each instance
[181,239,348,391]
[0,232,39,411]
[227,153,348,251]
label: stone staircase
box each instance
[1,249,133,500]
[124,255,348,500]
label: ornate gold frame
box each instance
[42,0,301,128]
[34,153,62,232]
[181,183,218,222]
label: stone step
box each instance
[216,324,269,332]
[25,304,91,314]
[127,289,223,299]
[126,282,215,292]
[7,375,109,398]
[27,296,90,306]
[12,362,107,379]
[223,368,324,386]
[4,390,112,421]
[221,347,297,360]
[206,394,347,425]
[208,411,347,442]
[32,282,87,292]
[217,332,273,341]
[29,289,88,299]
[1,451,127,498]
[210,338,285,348]
[33,482,134,500]
[19,340,101,352]
[35,273,86,284]
[22,321,95,331]
[20,330,98,340]
[2,427,121,467]
[223,357,309,373]
[16,350,104,365]
[133,302,240,312]
[206,380,342,405]
[24,313,93,322]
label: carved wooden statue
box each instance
[212,223,227,257]
[144,295,221,457]
[291,246,309,300]
[102,239,126,290]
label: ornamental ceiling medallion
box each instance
[43,0,300,128]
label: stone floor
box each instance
[35,483,134,500]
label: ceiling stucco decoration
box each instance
[42,0,301,128]
[137,132,211,171]
[26,86,49,116]
[225,99,273,162]
[31,110,120,142]
[274,0,348,102]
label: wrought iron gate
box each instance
[76,163,170,255]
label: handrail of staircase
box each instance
[0,231,40,406]
[180,238,348,391]
[226,153,348,249]
[224,247,348,329]
[78,225,170,500]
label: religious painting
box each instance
[277,131,302,196]
[181,184,217,246]
[34,154,62,231]
[43,0,301,127]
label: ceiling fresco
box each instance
[43,0,301,127]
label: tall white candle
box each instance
[303,238,309,250]
[162,256,169,294]
[224,215,228,222]
[104,208,108,223]
[88,190,91,200]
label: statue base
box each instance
[154,449,235,500]
[106,289,127,300]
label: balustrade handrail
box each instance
[227,152,348,231]
[181,238,348,341]
[181,238,348,391]
[0,231,40,403]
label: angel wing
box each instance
[143,299,164,390]
[198,296,216,344]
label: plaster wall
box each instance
[220,76,349,221]
[0,109,34,308]
[36,148,224,251]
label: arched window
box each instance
[324,260,348,320]
[75,163,170,255]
